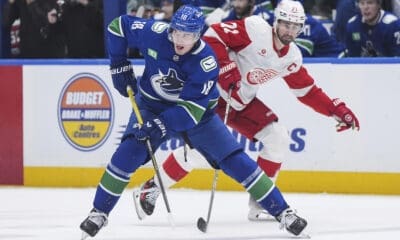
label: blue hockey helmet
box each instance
[170,5,205,34]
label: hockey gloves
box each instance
[218,61,241,91]
[331,98,360,132]
[133,118,168,142]
[217,61,247,110]
[110,60,137,97]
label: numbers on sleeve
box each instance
[302,24,311,36]
[201,80,215,95]
[395,31,400,45]
[220,22,239,34]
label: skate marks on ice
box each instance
[1,187,400,240]
[312,225,400,237]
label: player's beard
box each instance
[234,5,252,18]
[277,31,295,46]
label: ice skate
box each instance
[247,196,275,221]
[276,208,308,237]
[80,208,108,239]
[133,178,161,220]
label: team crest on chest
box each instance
[247,68,279,85]
[150,68,184,101]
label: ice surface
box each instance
[1,187,400,240]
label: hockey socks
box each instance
[158,152,190,187]
[257,156,282,179]
[93,163,131,214]
[219,152,289,217]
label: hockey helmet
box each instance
[273,0,306,34]
[169,5,205,34]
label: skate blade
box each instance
[133,189,147,220]
[248,211,275,222]
[297,231,311,239]
[81,231,89,240]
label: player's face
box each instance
[161,1,174,20]
[358,0,380,25]
[170,29,199,55]
[276,20,302,45]
[232,0,251,17]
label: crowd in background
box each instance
[1,0,400,58]
[1,0,104,58]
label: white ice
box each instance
[1,187,400,240]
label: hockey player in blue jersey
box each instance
[222,0,272,22]
[345,0,400,57]
[296,11,346,57]
[79,4,307,239]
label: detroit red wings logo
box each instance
[247,68,279,85]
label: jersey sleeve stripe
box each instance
[290,84,314,97]
[108,16,125,38]
[177,100,206,124]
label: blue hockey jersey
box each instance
[297,14,346,57]
[107,15,220,132]
[345,10,400,57]
[222,5,272,23]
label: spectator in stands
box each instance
[222,0,272,22]
[59,0,104,58]
[332,0,359,44]
[153,0,174,22]
[4,0,66,58]
[392,0,400,17]
[1,0,14,57]
[307,0,335,20]
[345,0,400,57]
[294,0,346,57]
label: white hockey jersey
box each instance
[203,15,335,117]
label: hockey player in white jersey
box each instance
[134,0,360,222]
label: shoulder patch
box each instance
[148,48,158,59]
[108,17,124,37]
[200,56,217,72]
[382,14,397,24]
[348,15,357,24]
[352,32,361,41]
[151,22,169,33]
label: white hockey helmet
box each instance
[273,0,306,34]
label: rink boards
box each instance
[0,58,399,194]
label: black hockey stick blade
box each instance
[197,217,208,233]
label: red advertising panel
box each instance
[0,66,23,185]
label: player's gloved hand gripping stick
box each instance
[126,86,174,226]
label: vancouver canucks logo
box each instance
[150,68,184,101]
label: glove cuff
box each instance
[110,60,133,73]
[153,117,168,138]
[110,60,131,68]
[329,98,345,114]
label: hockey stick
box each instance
[127,86,174,226]
[197,85,234,233]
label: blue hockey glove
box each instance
[133,118,168,142]
[110,60,137,97]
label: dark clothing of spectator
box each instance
[4,0,65,58]
[60,0,104,58]
[332,0,359,44]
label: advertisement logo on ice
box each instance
[57,73,115,151]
